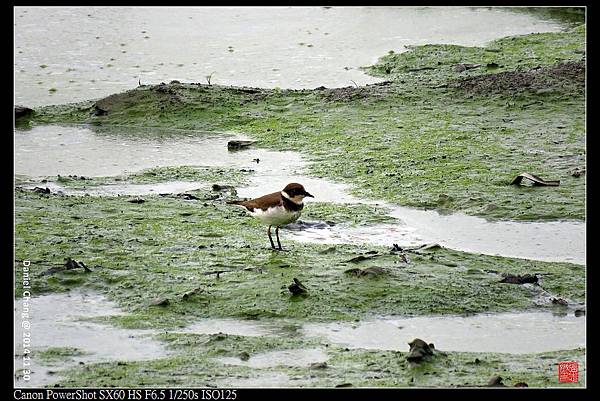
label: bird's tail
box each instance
[226,200,245,205]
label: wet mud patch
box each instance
[451,61,585,94]
[302,311,585,354]
[51,328,585,388]
[324,346,585,387]
[300,202,394,226]
[315,81,394,102]
[15,24,586,388]
[14,183,586,329]
[14,291,169,387]
[25,24,586,221]
[215,348,328,369]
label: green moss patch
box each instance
[23,26,585,221]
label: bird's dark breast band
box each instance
[282,196,304,211]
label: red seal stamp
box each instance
[558,361,579,383]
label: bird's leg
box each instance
[275,226,282,251]
[267,225,276,249]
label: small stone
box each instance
[487,375,505,387]
[150,298,170,307]
[238,352,250,361]
[406,338,434,363]
[177,193,200,200]
[92,104,108,116]
[499,273,539,285]
[212,184,235,192]
[344,266,387,278]
[227,140,254,151]
[15,105,33,118]
[309,362,328,369]
[288,278,308,295]
[570,168,585,177]
[551,297,568,306]
[182,287,203,300]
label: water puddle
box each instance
[214,372,294,388]
[15,7,567,107]
[14,291,168,388]
[14,125,303,178]
[15,125,585,264]
[22,180,208,197]
[290,207,586,265]
[215,348,328,369]
[167,312,584,355]
[302,312,586,354]
[176,318,285,337]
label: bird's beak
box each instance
[305,192,314,198]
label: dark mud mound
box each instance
[316,81,393,102]
[452,61,584,94]
[90,82,268,117]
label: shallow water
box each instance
[11,292,585,387]
[23,180,208,196]
[302,312,586,354]
[216,348,328,369]
[14,6,566,107]
[14,125,585,264]
[14,125,304,178]
[13,291,168,388]
[157,312,585,355]
[214,372,295,388]
[290,207,586,265]
[177,318,286,337]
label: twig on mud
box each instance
[206,72,216,85]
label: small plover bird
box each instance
[227,183,314,250]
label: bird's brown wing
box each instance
[229,191,282,212]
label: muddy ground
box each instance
[14,23,586,387]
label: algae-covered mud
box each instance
[14,173,586,387]
[15,7,585,389]
[23,25,586,221]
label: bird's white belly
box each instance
[249,206,301,226]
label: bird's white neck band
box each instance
[281,191,303,204]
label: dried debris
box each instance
[288,278,308,295]
[511,172,560,186]
[42,257,92,276]
[344,266,387,278]
[499,273,539,285]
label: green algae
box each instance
[505,6,585,28]
[35,165,251,190]
[15,185,584,331]
[14,26,587,388]
[22,26,586,221]
[52,330,585,388]
[302,202,394,225]
[324,346,585,388]
[15,146,586,389]
[365,25,585,84]
[37,347,88,364]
